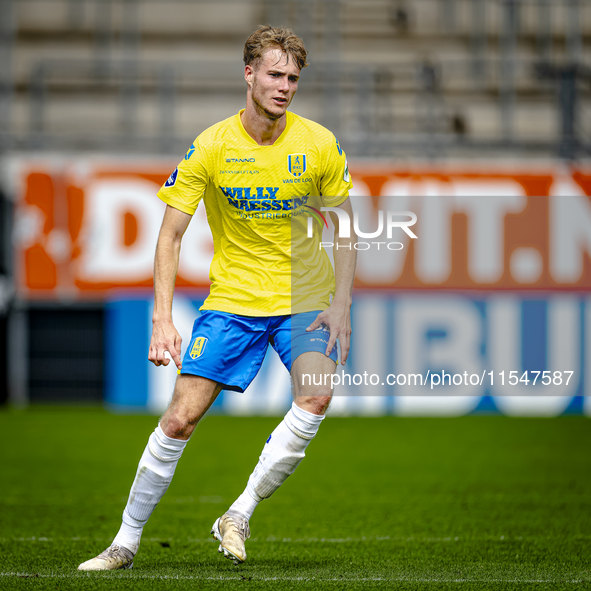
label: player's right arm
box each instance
[148,204,192,370]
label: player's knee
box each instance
[160,414,192,440]
[295,394,332,416]
[310,396,332,415]
[298,380,333,399]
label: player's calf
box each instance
[213,402,326,563]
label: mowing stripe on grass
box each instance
[0,572,588,584]
[7,534,590,543]
[0,536,486,544]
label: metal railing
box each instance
[12,54,590,158]
[0,0,590,158]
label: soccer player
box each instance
[78,25,356,570]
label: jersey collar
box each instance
[233,109,293,147]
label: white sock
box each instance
[112,424,188,554]
[228,488,259,520]
[228,402,324,520]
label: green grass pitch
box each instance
[1,408,590,590]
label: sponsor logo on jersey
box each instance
[226,158,256,163]
[220,186,310,212]
[335,137,343,156]
[165,167,178,187]
[221,186,279,199]
[343,158,350,182]
[189,336,208,359]
[288,154,307,177]
[184,143,195,160]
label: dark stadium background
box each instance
[0,1,589,588]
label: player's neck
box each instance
[241,105,286,146]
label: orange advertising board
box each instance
[8,158,591,298]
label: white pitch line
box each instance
[0,572,587,584]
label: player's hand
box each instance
[306,300,352,365]
[148,319,183,370]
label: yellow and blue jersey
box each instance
[157,110,353,316]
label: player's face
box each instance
[246,48,300,120]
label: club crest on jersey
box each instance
[288,154,307,177]
[165,167,178,187]
[189,336,208,359]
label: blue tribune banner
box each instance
[105,293,590,417]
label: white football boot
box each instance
[211,511,251,564]
[78,544,134,571]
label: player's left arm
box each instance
[306,197,357,365]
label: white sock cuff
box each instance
[122,510,144,529]
[148,424,188,463]
[246,480,264,503]
[284,402,324,440]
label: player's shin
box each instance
[112,424,189,554]
[228,402,325,519]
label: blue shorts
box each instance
[180,310,337,392]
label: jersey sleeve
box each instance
[319,135,354,207]
[157,139,209,215]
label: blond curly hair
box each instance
[244,25,309,71]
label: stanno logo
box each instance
[226,158,255,163]
[185,143,195,160]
